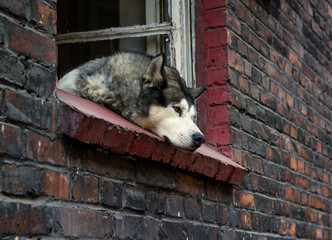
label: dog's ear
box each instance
[142,53,165,88]
[189,86,207,99]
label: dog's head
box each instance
[134,54,206,152]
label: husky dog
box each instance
[57,52,206,151]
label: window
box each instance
[56,0,196,87]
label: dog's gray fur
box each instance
[57,52,206,151]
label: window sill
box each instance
[55,89,247,185]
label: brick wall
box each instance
[0,0,331,239]
[226,0,331,239]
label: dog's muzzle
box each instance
[193,132,205,148]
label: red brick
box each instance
[203,29,227,48]
[239,76,250,94]
[171,149,196,170]
[26,131,69,166]
[42,170,69,199]
[233,189,255,210]
[286,93,294,107]
[55,208,112,237]
[207,105,230,125]
[227,12,241,34]
[266,146,274,160]
[228,51,244,73]
[289,51,302,70]
[128,133,158,159]
[285,186,293,201]
[0,123,23,157]
[241,211,251,229]
[8,23,56,65]
[290,156,297,170]
[288,222,296,236]
[73,175,98,203]
[205,67,228,86]
[260,91,277,110]
[280,220,288,235]
[189,153,221,178]
[204,9,226,28]
[290,125,297,139]
[203,0,226,9]
[150,141,176,164]
[204,86,229,106]
[265,62,279,80]
[31,0,57,34]
[205,125,231,146]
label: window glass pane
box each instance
[58,36,169,77]
[57,0,168,33]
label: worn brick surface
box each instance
[0,0,331,239]
[100,180,122,208]
[42,170,69,199]
[72,175,98,203]
[0,202,51,235]
[226,0,332,239]
[0,123,23,157]
[114,215,158,239]
[0,49,25,87]
[4,90,56,130]
[3,164,42,196]
[55,208,113,238]
[8,22,56,65]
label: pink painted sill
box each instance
[55,88,247,185]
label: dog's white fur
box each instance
[134,99,202,149]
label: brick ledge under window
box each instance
[55,89,247,185]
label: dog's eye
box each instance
[172,106,182,116]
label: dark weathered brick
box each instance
[4,90,55,130]
[159,221,193,240]
[0,49,25,87]
[202,201,216,223]
[3,164,41,196]
[101,180,122,207]
[55,208,112,237]
[123,185,145,211]
[8,22,56,65]
[165,194,184,218]
[26,61,56,97]
[0,0,26,17]
[72,175,98,203]
[86,153,134,180]
[193,225,221,239]
[0,202,51,235]
[175,171,204,196]
[146,191,166,214]
[114,215,158,239]
[183,197,201,220]
[30,0,57,34]
[136,160,175,189]
[0,123,23,157]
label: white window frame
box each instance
[56,0,196,86]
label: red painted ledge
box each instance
[55,89,247,185]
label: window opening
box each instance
[56,0,195,87]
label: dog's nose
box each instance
[193,132,205,147]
